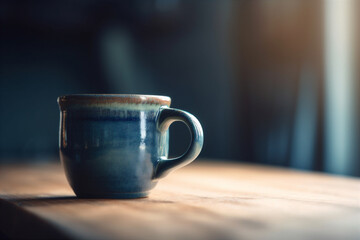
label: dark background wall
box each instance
[1,1,359,176]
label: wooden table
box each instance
[0,160,359,240]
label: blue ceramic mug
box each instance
[58,94,203,198]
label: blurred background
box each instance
[1,0,359,176]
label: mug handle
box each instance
[153,107,204,179]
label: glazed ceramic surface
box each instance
[58,94,203,198]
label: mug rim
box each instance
[58,94,171,107]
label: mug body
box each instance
[58,94,171,198]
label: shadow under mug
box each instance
[58,94,204,198]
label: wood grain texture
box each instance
[0,160,359,240]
